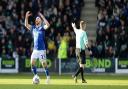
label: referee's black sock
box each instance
[74,67,81,77]
[80,67,85,81]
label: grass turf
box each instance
[0,73,128,89]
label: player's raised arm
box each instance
[25,11,32,30]
[38,12,50,30]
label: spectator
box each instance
[96,0,128,58]
[0,0,84,59]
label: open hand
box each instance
[71,23,75,28]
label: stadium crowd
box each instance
[0,0,84,58]
[1,0,128,60]
[95,0,128,58]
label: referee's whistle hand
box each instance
[71,23,75,27]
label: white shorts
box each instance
[31,50,46,62]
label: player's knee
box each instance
[31,59,36,66]
[43,63,47,68]
[42,62,47,68]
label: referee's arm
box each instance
[84,32,92,54]
[83,32,88,48]
[71,23,77,33]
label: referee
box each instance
[72,21,92,83]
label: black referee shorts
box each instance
[76,48,86,64]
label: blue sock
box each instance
[32,66,37,75]
[44,68,49,77]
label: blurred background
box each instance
[0,0,128,74]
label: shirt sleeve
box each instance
[73,28,78,33]
[41,23,48,30]
[83,32,88,46]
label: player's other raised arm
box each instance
[25,11,32,30]
[38,12,50,30]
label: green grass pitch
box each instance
[0,73,128,89]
